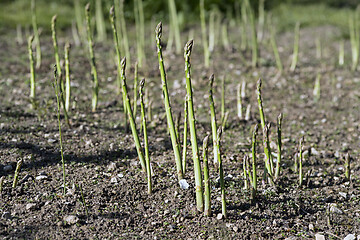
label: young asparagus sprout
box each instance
[175,111,181,143]
[344,153,351,181]
[275,113,283,180]
[221,21,230,51]
[245,104,251,121]
[155,22,183,181]
[200,0,210,68]
[217,127,226,218]
[140,78,152,194]
[240,0,248,50]
[269,20,283,73]
[12,159,23,188]
[134,0,146,66]
[52,15,70,126]
[257,0,265,42]
[74,0,85,43]
[120,58,146,172]
[110,6,127,128]
[243,155,249,190]
[168,0,181,54]
[339,40,345,66]
[119,0,131,66]
[28,35,36,106]
[313,73,321,102]
[16,24,23,45]
[0,176,4,194]
[203,135,211,216]
[241,80,246,99]
[64,42,71,112]
[299,137,304,187]
[263,123,274,185]
[182,96,188,173]
[294,153,298,173]
[251,124,258,199]
[78,183,89,216]
[256,78,266,130]
[31,0,41,69]
[184,40,204,212]
[221,111,229,130]
[95,0,106,42]
[249,4,258,67]
[53,66,66,195]
[85,3,99,112]
[133,62,139,117]
[237,84,242,119]
[290,22,300,72]
[221,76,225,123]
[349,13,359,71]
[209,74,219,165]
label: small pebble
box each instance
[315,233,325,240]
[110,177,118,183]
[47,138,57,143]
[26,203,37,211]
[3,165,13,172]
[63,215,79,225]
[107,162,117,171]
[309,223,314,231]
[339,192,347,198]
[36,175,48,181]
[330,203,343,214]
[343,234,355,240]
[216,213,223,220]
[179,179,189,190]
[233,226,238,232]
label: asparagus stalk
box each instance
[139,78,152,194]
[209,74,219,165]
[110,6,127,128]
[31,0,41,69]
[120,58,146,172]
[168,0,181,54]
[237,83,242,119]
[269,21,283,73]
[275,113,283,180]
[182,96,188,173]
[251,124,258,199]
[85,3,99,112]
[52,15,70,126]
[95,0,106,42]
[12,159,23,188]
[338,40,344,66]
[200,0,210,68]
[313,73,321,102]
[290,22,300,72]
[184,40,204,212]
[221,75,225,123]
[28,35,36,107]
[203,135,211,216]
[64,42,71,112]
[263,123,274,185]
[133,62,139,117]
[243,155,249,190]
[155,22,183,181]
[53,66,66,195]
[256,78,266,130]
[74,0,85,43]
[217,127,226,218]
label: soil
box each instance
[0,24,359,240]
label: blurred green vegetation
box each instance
[0,0,358,32]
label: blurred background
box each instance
[0,0,358,33]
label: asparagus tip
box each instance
[110,6,114,17]
[155,22,162,38]
[85,3,90,12]
[184,40,194,56]
[121,57,126,69]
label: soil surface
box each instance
[0,24,360,239]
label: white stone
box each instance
[339,192,347,198]
[315,233,325,240]
[344,234,355,240]
[35,175,48,181]
[63,215,79,225]
[216,213,223,220]
[26,203,37,211]
[179,179,189,190]
[330,203,343,214]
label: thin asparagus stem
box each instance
[52,15,70,126]
[28,35,36,107]
[256,78,266,130]
[339,40,345,66]
[64,42,71,112]
[263,123,274,185]
[155,23,183,181]
[0,176,4,194]
[110,6,127,128]
[200,0,210,68]
[182,96,188,173]
[203,135,211,216]
[133,62,139,117]
[31,0,41,69]
[53,66,66,195]
[290,22,300,72]
[243,155,249,190]
[313,73,321,102]
[237,83,242,119]
[217,127,226,218]
[168,0,181,54]
[251,124,258,199]
[275,113,283,180]
[140,78,152,194]
[269,19,283,73]
[221,75,225,123]
[95,0,106,42]
[12,159,23,188]
[120,58,146,172]
[85,3,99,112]
[184,40,203,212]
[209,74,219,166]
[74,0,85,43]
